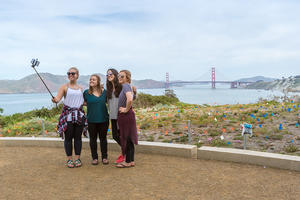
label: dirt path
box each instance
[0,146,299,200]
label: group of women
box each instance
[52,67,137,168]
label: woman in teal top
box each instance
[83,74,109,165]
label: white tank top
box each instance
[64,87,84,121]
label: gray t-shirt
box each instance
[108,92,119,120]
[118,83,132,110]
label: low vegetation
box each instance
[133,93,179,108]
[0,93,299,156]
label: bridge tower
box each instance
[211,67,216,89]
[165,72,169,89]
[165,72,175,97]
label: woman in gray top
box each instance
[106,68,124,164]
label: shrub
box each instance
[269,135,283,140]
[133,93,179,108]
[147,135,154,142]
[208,128,221,136]
[211,139,230,147]
[0,104,62,127]
[140,122,151,130]
[285,145,298,153]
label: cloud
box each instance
[1,0,300,81]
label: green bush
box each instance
[140,122,151,130]
[211,139,230,147]
[133,93,179,108]
[269,134,283,140]
[146,135,154,142]
[285,145,298,153]
[0,104,62,127]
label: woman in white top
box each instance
[52,67,87,168]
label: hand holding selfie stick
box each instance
[31,59,58,108]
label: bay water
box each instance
[0,85,293,115]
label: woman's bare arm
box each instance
[52,84,67,103]
[119,91,133,113]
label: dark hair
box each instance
[106,68,122,99]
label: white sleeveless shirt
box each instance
[64,87,84,121]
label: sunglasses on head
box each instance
[67,72,76,76]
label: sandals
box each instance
[74,159,82,167]
[67,160,74,168]
[116,161,131,168]
[130,162,135,167]
[92,159,99,165]
[102,158,109,165]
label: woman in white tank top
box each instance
[52,67,87,168]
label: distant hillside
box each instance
[0,73,165,94]
[246,76,300,92]
[236,76,275,82]
[132,79,165,89]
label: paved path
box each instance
[0,147,299,200]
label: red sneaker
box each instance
[115,155,124,164]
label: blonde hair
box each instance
[120,70,131,84]
[88,74,102,94]
[68,67,79,75]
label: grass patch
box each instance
[269,134,283,140]
[284,144,299,153]
[211,139,231,147]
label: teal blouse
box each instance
[83,89,109,123]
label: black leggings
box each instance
[125,138,135,163]
[88,122,109,160]
[64,122,83,156]
[111,119,121,146]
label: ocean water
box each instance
[0,85,295,116]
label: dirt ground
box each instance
[0,147,300,200]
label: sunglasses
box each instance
[118,75,125,79]
[67,72,76,76]
[106,73,113,77]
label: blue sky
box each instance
[1,0,300,81]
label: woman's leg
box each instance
[125,138,134,163]
[111,119,121,146]
[130,140,135,163]
[99,121,109,160]
[88,123,99,160]
[73,123,83,160]
[64,122,75,160]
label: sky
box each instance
[0,0,300,81]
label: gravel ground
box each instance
[0,146,300,200]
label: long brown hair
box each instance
[106,68,122,99]
[88,74,101,94]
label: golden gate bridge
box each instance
[165,67,254,89]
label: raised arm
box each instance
[52,84,67,103]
